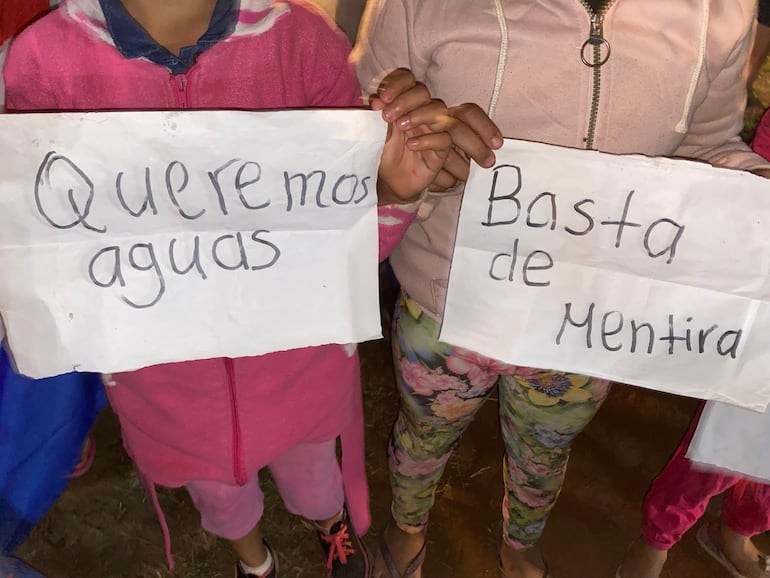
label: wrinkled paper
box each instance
[0,110,385,378]
[687,401,770,483]
[440,139,770,410]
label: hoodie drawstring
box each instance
[490,0,509,119]
[675,0,709,133]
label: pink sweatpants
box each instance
[643,405,770,550]
[186,440,345,540]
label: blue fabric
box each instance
[99,0,236,74]
[0,350,105,554]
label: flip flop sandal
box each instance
[380,537,426,578]
[696,524,770,578]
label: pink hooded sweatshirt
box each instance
[354,0,770,322]
[3,0,417,562]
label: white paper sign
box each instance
[687,401,770,483]
[0,110,386,378]
[440,139,770,410]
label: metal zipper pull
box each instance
[581,13,611,68]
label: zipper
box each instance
[225,358,247,485]
[578,1,614,150]
[172,74,189,109]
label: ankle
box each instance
[314,508,345,533]
[718,520,749,549]
[619,540,667,578]
[238,547,273,577]
[382,519,426,556]
[235,542,268,568]
[499,542,546,573]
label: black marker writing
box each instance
[644,218,685,264]
[285,170,327,211]
[488,238,554,286]
[125,243,165,309]
[564,199,595,236]
[86,229,282,308]
[116,167,158,218]
[479,165,686,265]
[526,192,557,230]
[556,302,743,358]
[482,164,521,227]
[235,162,269,210]
[169,236,208,280]
[167,160,205,220]
[600,190,642,248]
[35,151,107,233]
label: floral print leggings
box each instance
[389,293,612,549]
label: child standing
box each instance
[618,404,770,578]
[353,0,770,576]
[2,1,451,577]
[0,0,105,562]
[619,108,770,578]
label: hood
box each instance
[59,0,290,49]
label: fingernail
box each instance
[483,153,496,167]
[398,117,411,129]
[491,136,503,148]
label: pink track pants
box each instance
[643,405,770,550]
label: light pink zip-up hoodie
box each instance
[3,0,419,564]
[354,0,770,321]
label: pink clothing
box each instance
[3,0,416,549]
[187,440,344,541]
[753,107,770,160]
[643,405,770,550]
[644,114,770,550]
[354,0,770,321]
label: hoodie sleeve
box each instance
[293,2,363,109]
[347,0,427,260]
[351,0,428,95]
[673,1,770,171]
[377,201,419,261]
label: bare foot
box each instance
[499,542,549,578]
[710,521,770,578]
[373,520,426,578]
[618,539,667,578]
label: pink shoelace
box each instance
[322,522,356,569]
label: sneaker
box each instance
[235,541,277,578]
[317,509,370,578]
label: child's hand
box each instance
[430,103,504,192]
[371,68,452,204]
